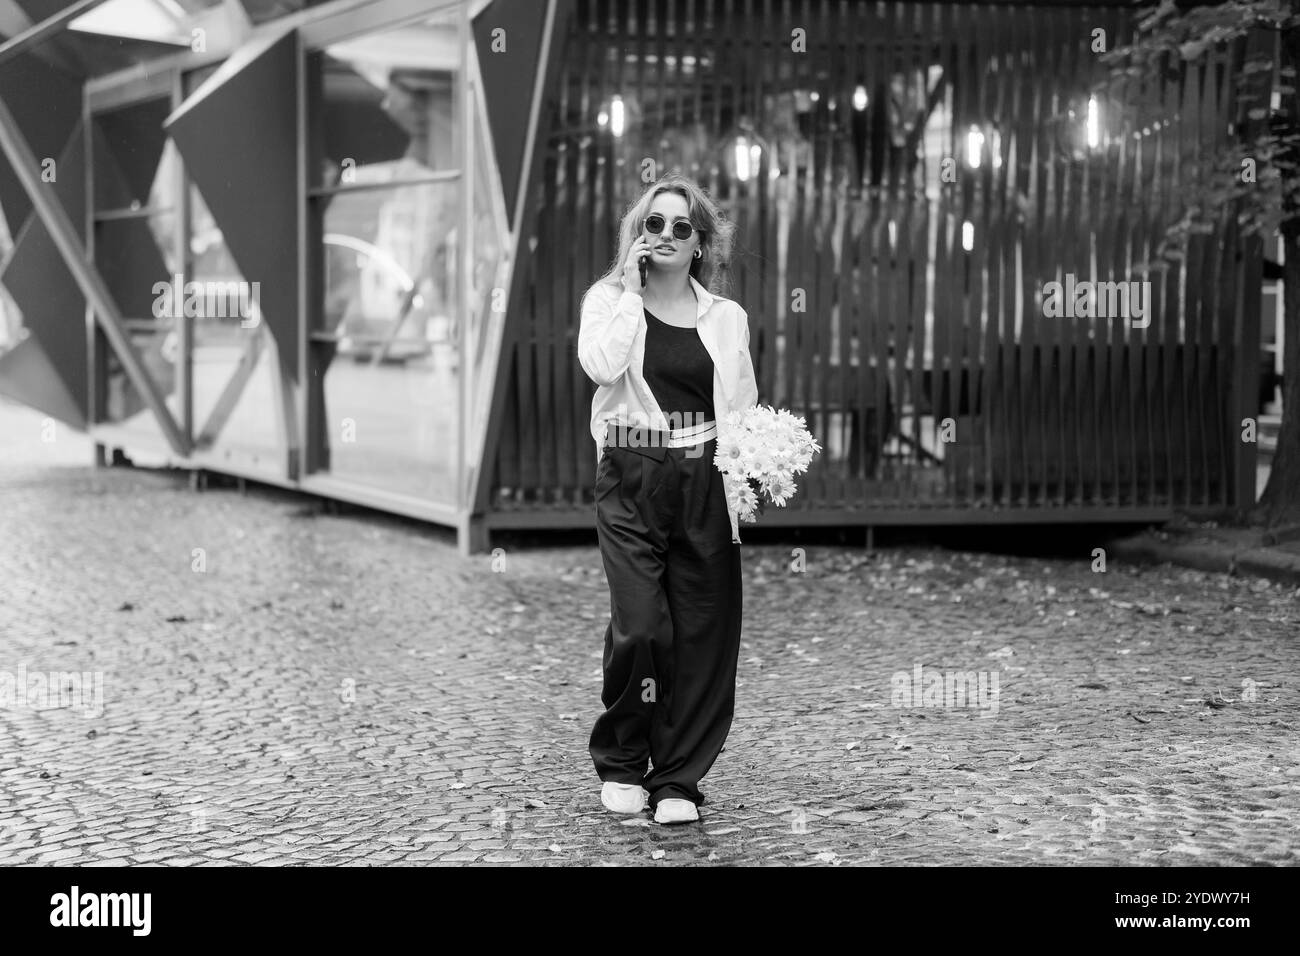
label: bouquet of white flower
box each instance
[713,405,822,522]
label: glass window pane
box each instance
[92,97,173,213]
[0,194,21,358]
[468,107,509,424]
[187,183,276,456]
[318,179,460,502]
[319,9,461,185]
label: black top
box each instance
[642,308,715,428]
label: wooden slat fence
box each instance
[488,0,1257,524]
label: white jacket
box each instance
[577,272,760,544]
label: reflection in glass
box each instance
[311,8,463,503]
[319,13,460,185]
[321,181,460,501]
[97,133,183,427]
[466,101,510,450]
[0,194,21,357]
[187,183,277,457]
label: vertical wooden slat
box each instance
[708,0,724,199]
[996,1,1024,507]
[1186,55,1209,506]
[757,0,779,420]
[1133,14,1158,507]
[880,0,903,499]
[784,0,805,430]
[987,1,1019,509]
[908,0,938,506]
[1053,10,1079,508]
[853,0,871,494]
[928,0,952,503]
[562,7,583,499]
[811,0,832,504]
[1024,3,1049,506]
[1174,55,1198,507]
[1195,48,1229,504]
[1043,2,1069,507]
[689,0,703,178]
[816,0,831,506]
[1077,6,1100,506]
[1162,50,1185,507]
[965,1,993,504]
[1091,5,1112,506]
[1103,6,1133,507]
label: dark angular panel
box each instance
[92,97,170,210]
[0,122,89,421]
[235,0,304,26]
[56,32,184,77]
[165,27,300,383]
[12,0,81,20]
[0,49,81,238]
[0,335,87,428]
[473,0,548,226]
[320,56,412,168]
[95,216,171,320]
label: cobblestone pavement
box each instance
[1,401,1298,866]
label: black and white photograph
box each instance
[0,0,1295,917]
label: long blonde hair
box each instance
[583,175,736,311]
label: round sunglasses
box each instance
[642,214,697,241]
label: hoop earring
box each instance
[693,248,703,259]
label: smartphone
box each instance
[638,252,648,289]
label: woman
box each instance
[577,175,759,825]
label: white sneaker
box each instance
[601,782,648,814]
[653,798,699,825]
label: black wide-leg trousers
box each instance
[589,433,743,809]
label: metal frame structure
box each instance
[0,0,557,554]
[0,0,1267,554]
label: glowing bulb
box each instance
[966,126,984,168]
[1086,96,1100,148]
[853,85,868,111]
[734,137,752,181]
[610,95,625,137]
[961,221,974,252]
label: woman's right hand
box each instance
[622,235,651,291]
